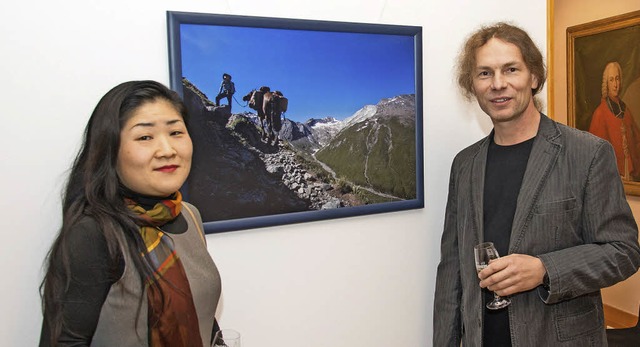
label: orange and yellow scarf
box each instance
[125,192,203,347]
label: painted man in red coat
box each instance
[588,61,640,181]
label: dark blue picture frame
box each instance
[167,11,424,233]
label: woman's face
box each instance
[116,99,193,197]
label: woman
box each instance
[39,80,221,346]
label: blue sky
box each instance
[180,23,416,122]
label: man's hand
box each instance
[478,254,547,296]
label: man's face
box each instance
[471,38,539,124]
[606,65,621,99]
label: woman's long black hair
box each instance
[40,80,189,345]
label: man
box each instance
[434,22,640,346]
[589,61,640,181]
[215,73,235,111]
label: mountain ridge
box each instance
[282,93,416,153]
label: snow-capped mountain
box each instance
[304,117,343,147]
[281,94,415,152]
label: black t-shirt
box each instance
[482,135,534,347]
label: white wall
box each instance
[0,1,546,346]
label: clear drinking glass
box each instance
[474,241,511,310]
[212,329,241,347]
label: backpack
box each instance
[273,91,288,113]
[277,96,288,113]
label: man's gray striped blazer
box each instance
[434,114,640,346]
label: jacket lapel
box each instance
[470,136,490,245]
[509,114,562,253]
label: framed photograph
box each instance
[167,11,424,233]
[567,10,640,195]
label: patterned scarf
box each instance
[125,191,203,347]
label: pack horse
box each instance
[242,86,288,145]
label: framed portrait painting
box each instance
[567,10,640,195]
[167,11,424,233]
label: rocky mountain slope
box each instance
[181,79,343,225]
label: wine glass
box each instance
[212,329,241,347]
[474,242,511,310]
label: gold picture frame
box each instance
[567,10,640,195]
